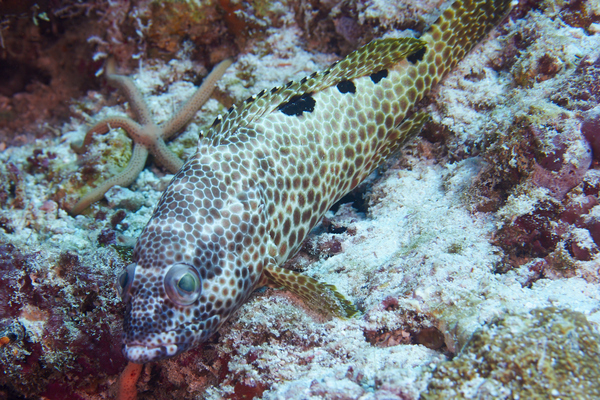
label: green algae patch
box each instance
[423,307,600,399]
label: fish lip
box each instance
[124,341,184,349]
[123,342,189,363]
[122,316,219,362]
[123,340,189,351]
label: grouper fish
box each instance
[116,0,513,363]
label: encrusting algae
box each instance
[423,307,600,399]
[117,0,514,363]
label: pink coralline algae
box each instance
[553,55,600,112]
[473,24,600,272]
[0,243,127,399]
[531,123,592,200]
[582,106,600,164]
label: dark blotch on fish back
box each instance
[278,93,316,116]
[370,69,388,84]
[337,79,356,94]
[407,47,427,64]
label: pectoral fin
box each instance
[262,265,359,318]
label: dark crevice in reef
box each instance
[331,184,371,213]
[330,177,373,214]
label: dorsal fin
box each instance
[205,38,426,144]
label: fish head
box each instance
[117,155,270,363]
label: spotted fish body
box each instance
[118,0,512,363]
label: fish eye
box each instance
[116,263,137,300]
[164,263,201,306]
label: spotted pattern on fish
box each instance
[117,0,513,363]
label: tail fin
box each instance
[420,0,513,84]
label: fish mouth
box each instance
[122,316,219,362]
[123,342,190,363]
